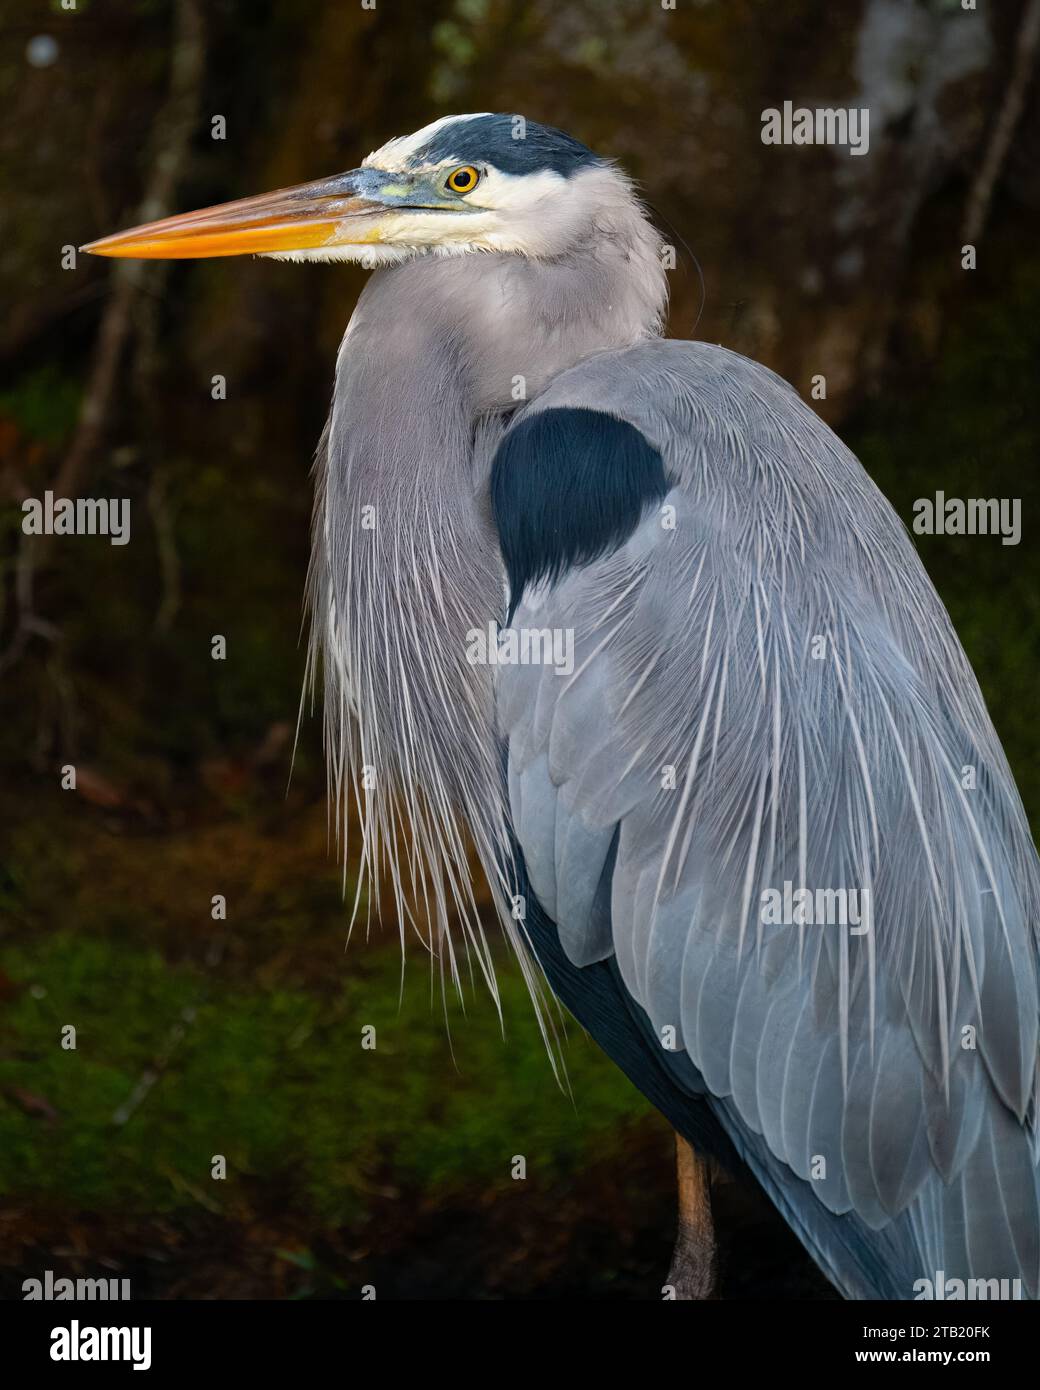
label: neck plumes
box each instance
[305,190,666,1023]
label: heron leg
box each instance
[666,1133,717,1299]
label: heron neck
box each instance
[308,232,664,959]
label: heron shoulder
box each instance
[508,336,905,563]
[519,338,808,443]
[491,405,670,620]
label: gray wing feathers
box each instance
[498,340,1040,1297]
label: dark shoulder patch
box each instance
[490,407,670,618]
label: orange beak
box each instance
[81,171,389,260]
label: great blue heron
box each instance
[84,114,1040,1301]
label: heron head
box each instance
[81,114,627,264]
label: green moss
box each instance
[0,930,649,1225]
[0,364,82,446]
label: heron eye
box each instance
[446,165,480,194]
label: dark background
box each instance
[0,0,1037,1299]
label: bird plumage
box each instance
[496,339,1040,1298]
[88,112,1040,1300]
[304,149,666,1035]
[300,124,1040,1299]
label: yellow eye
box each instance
[446,165,480,194]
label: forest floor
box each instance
[0,782,832,1300]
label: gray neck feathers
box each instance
[306,185,665,1019]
